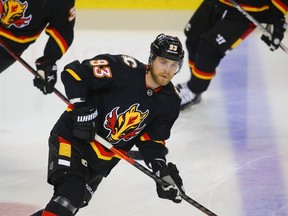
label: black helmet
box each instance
[150,33,184,62]
[149,33,184,73]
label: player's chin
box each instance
[158,80,170,86]
[154,75,171,86]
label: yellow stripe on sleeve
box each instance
[66,68,82,81]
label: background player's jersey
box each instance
[0,0,75,61]
[52,54,181,176]
[219,0,288,15]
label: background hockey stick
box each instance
[94,135,218,216]
[0,42,69,105]
[228,0,288,54]
[1,41,217,215]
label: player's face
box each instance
[150,56,179,86]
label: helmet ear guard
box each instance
[148,33,185,73]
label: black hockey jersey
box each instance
[0,0,75,62]
[219,0,288,15]
[52,54,181,176]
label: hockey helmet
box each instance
[149,33,184,72]
[150,33,184,61]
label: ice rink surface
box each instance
[1,9,288,216]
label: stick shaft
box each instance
[0,42,69,104]
[94,135,218,216]
[228,0,288,53]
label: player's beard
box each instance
[150,68,172,86]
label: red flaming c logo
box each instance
[104,104,149,144]
[0,0,32,28]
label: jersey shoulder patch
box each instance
[121,55,138,68]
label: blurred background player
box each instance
[176,0,288,110]
[0,0,75,94]
[31,33,186,216]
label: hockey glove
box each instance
[153,160,185,203]
[33,58,57,94]
[261,14,287,51]
[72,102,98,141]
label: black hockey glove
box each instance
[33,57,57,94]
[72,102,98,141]
[261,14,287,51]
[152,160,185,203]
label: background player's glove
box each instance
[152,160,185,203]
[33,57,57,94]
[72,102,98,141]
[261,14,287,51]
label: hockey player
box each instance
[31,33,186,216]
[176,0,288,110]
[0,0,75,94]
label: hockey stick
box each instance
[227,0,288,54]
[94,134,218,216]
[0,42,69,104]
